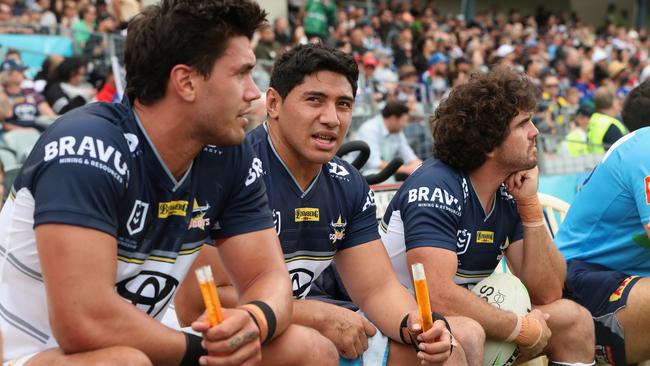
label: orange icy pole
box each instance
[411,263,434,332]
[195,265,225,326]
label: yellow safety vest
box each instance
[586,112,627,153]
[563,129,589,157]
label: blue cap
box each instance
[427,52,448,66]
[0,59,27,72]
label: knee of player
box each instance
[449,316,486,350]
[278,325,338,366]
[107,347,153,366]
[552,299,595,337]
[309,328,339,365]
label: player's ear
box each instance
[266,88,282,120]
[169,64,196,102]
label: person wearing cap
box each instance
[422,52,449,102]
[555,80,650,366]
[587,87,627,153]
[559,105,592,157]
[572,59,596,104]
[0,61,56,131]
[608,60,631,100]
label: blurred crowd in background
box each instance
[0,0,647,195]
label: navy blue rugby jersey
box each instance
[380,157,524,291]
[0,100,273,359]
[246,123,379,299]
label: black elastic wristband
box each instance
[399,313,410,344]
[431,312,453,355]
[431,312,452,333]
[180,332,207,366]
[248,300,277,344]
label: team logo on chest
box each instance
[329,215,347,244]
[188,199,211,230]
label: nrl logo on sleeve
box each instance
[158,200,189,218]
[295,207,319,222]
[456,229,472,255]
[645,176,650,204]
[127,200,149,235]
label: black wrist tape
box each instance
[180,332,207,366]
[248,300,277,344]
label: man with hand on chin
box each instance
[380,67,597,365]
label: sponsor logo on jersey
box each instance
[127,200,149,235]
[457,229,472,254]
[609,275,638,302]
[245,157,264,186]
[362,189,376,212]
[645,176,650,204]
[115,270,179,317]
[44,135,129,183]
[329,215,347,244]
[295,207,320,222]
[408,186,461,215]
[273,209,281,235]
[328,162,350,180]
[476,231,494,244]
[158,200,189,218]
[188,199,211,230]
[289,267,315,298]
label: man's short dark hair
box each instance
[432,67,539,172]
[381,101,409,118]
[270,43,358,99]
[622,80,650,131]
[594,87,614,111]
[125,0,267,105]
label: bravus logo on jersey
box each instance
[408,186,462,215]
[43,136,129,182]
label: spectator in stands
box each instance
[355,101,422,176]
[273,16,292,47]
[109,0,141,29]
[59,0,78,29]
[587,86,627,152]
[0,62,56,131]
[95,67,117,102]
[559,105,592,157]
[0,49,24,73]
[573,59,597,104]
[72,4,97,52]
[303,0,336,41]
[37,0,58,29]
[254,23,284,63]
[555,80,650,365]
[43,56,96,114]
[33,54,64,94]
